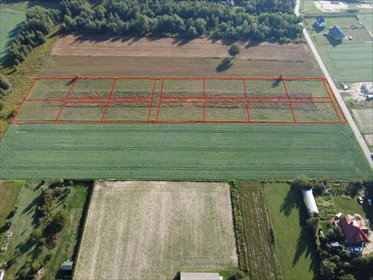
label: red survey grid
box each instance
[11,77,347,125]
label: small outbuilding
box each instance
[302,188,319,216]
[180,272,223,280]
[314,16,327,28]
[59,261,73,278]
[328,25,344,41]
[361,83,373,96]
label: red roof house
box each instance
[337,215,369,245]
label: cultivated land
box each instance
[0,9,25,64]
[306,15,373,85]
[53,35,311,60]
[42,35,321,78]
[264,183,315,280]
[74,181,238,280]
[1,124,371,180]
[234,182,280,280]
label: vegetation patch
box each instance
[231,181,280,280]
[0,180,90,280]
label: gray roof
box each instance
[60,261,73,271]
[329,25,344,37]
[180,272,222,280]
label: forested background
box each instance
[7,0,302,66]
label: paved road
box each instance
[296,0,373,169]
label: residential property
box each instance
[180,272,223,280]
[314,16,327,28]
[335,214,369,246]
[302,188,319,216]
[328,25,344,41]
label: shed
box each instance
[328,26,344,41]
[59,261,73,277]
[302,189,319,215]
[314,16,327,28]
[180,272,222,280]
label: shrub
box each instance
[0,75,11,91]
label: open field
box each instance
[264,183,316,280]
[41,55,323,78]
[307,16,373,85]
[234,182,279,280]
[1,124,371,180]
[0,9,25,65]
[74,181,237,280]
[12,77,345,124]
[53,35,312,61]
[0,182,89,280]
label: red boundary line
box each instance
[10,79,38,124]
[147,80,157,122]
[242,80,250,123]
[282,80,296,123]
[324,78,347,123]
[155,79,164,122]
[54,79,77,123]
[11,77,348,125]
[321,79,342,123]
[100,79,117,122]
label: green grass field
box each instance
[1,124,371,180]
[0,181,23,226]
[0,9,26,65]
[234,182,280,280]
[307,16,373,85]
[264,183,316,280]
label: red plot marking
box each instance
[242,80,250,123]
[203,79,206,122]
[54,79,77,123]
[282,80,296,123]
[147,80,157,122]
[101,79,118,122]
[322,79,341,122]
[155,79,165,122]
[11,79,38,124]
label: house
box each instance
[314,16,327,28]
[328,25,344,41]
[180,272,223,280]
[302,188,319,216]
[336,215,369,246]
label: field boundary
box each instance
[11,77,347,125]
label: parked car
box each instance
[358,196,364,204]
[368,198,372,206]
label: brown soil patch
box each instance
[52,35,311,62]
[74,181,238,280]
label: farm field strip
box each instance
[12,77,346,124]
[74,181,238,280]
[1,124,371,180]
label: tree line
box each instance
[8,7,59,67]
[61,0,302,41]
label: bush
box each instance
[30,228,42,242]
[0,75,11,91]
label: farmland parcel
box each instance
[74,181,238,280]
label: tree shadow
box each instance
[216,58,233,72]
[171,37,194,46]
[280,183,320,279]
[0,22,24,65]
[271,75,283,88]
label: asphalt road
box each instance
[296,0,373,169]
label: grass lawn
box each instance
[0,123,371,180]
[234,181,280,280]
[307,15,373,86]
[0,181,90,279]
[333,196,365,217]
[264,183,316,280]
[0,9,25,65]
[0,181,23,226]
